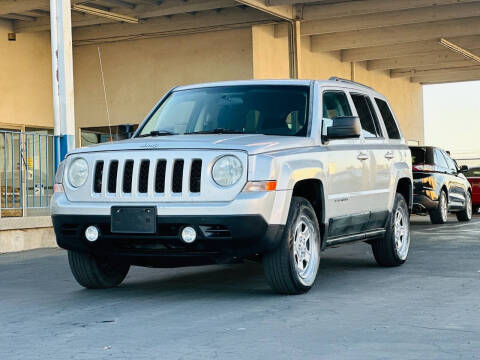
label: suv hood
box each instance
[69,134,316,156]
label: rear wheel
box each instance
[430,190,448,224]
[68,250,130,289]
[456,192,472,222]
[263,197,321,295]
[371,193,410,267]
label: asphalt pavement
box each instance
[1,215,479,359]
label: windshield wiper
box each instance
[136,130,177,138]
[186,128,245,135]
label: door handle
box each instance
[357,152,369,161]
[385,151,395,160]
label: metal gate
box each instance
[1,130,55,217]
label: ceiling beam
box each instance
[309,16,480,51]
[340,35,480,62]
[390,62,480,78]
[367,49,480,71]
[409,65,480,79]
[21,9,50,17]
[15,0,238,32]
[133,0,162,4]
[296,0,480,20]
[410,68,480,83]
[234,0,295,20]
[0,0,49,15]
[72,6,278,45]
[301,2,480,35]
[0,13,36,21]
[100,0,137,9]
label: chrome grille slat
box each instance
[181,158,191,196]
[130,160,141,197]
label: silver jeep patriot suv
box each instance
[52,78,413,294]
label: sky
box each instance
[423,81,480,162]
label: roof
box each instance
[4,0,480,84]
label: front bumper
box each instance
[52,214,284,264]
[51,190,290,264]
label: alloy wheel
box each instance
[292,215,319,286]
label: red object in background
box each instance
[468,177,480,206]
[465,167,480,210]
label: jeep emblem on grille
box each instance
[140,143,161,149]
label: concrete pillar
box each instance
[49,0,75,166]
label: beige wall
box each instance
[301,40,424,144]
[252,24,290,79]
[0,20,53,130]
[73,28,253,140]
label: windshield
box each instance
[137,85,310,137]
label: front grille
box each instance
[93,161,104,193]
[94,157,203,196]
[123,160,134,193]
[200,225,231,238]
[138,160,150,193]
[172,160,184,193]
[190,159,202,193]
[108,161,118,193]
[155,160,167,193]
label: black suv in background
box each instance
[410,146,472,224]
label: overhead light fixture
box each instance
[72,4,139,24]
[439,38,480,64]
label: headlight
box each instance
[68,158,89,188]
[212,155,243,187]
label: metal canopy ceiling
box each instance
[3,0,480,84]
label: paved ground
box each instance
[1,215,480,360]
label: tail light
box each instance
[412,164,435,172]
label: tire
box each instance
[429,190,448,224]
[456,191,473,222]
[68,250,130,289]
[474,205,480,215]
[371,193,410,267]
[263,197,321,295]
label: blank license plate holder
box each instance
[111,206,156,234]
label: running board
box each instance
[325,229,386,247]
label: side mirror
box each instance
[326,116,361,140]
[460,165,469,173]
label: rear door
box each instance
[350,93,390,228]
[441,150,467,209]
[433,148,458,209]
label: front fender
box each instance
[248,150,326,191]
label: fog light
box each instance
[181,226,197,243]
[85,226,99,242]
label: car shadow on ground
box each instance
[64,243,382,301]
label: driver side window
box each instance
[322,91,352,135]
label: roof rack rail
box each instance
[328,77,374,90]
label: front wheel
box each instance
[456,192,472,222]
[371,193,410,267]
[263,197,321,295]
[68,250,130,289]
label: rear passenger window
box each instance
[350,94,382,138]
[434,149,449,170]
[375,98,401,139]
[322,91,352,134]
